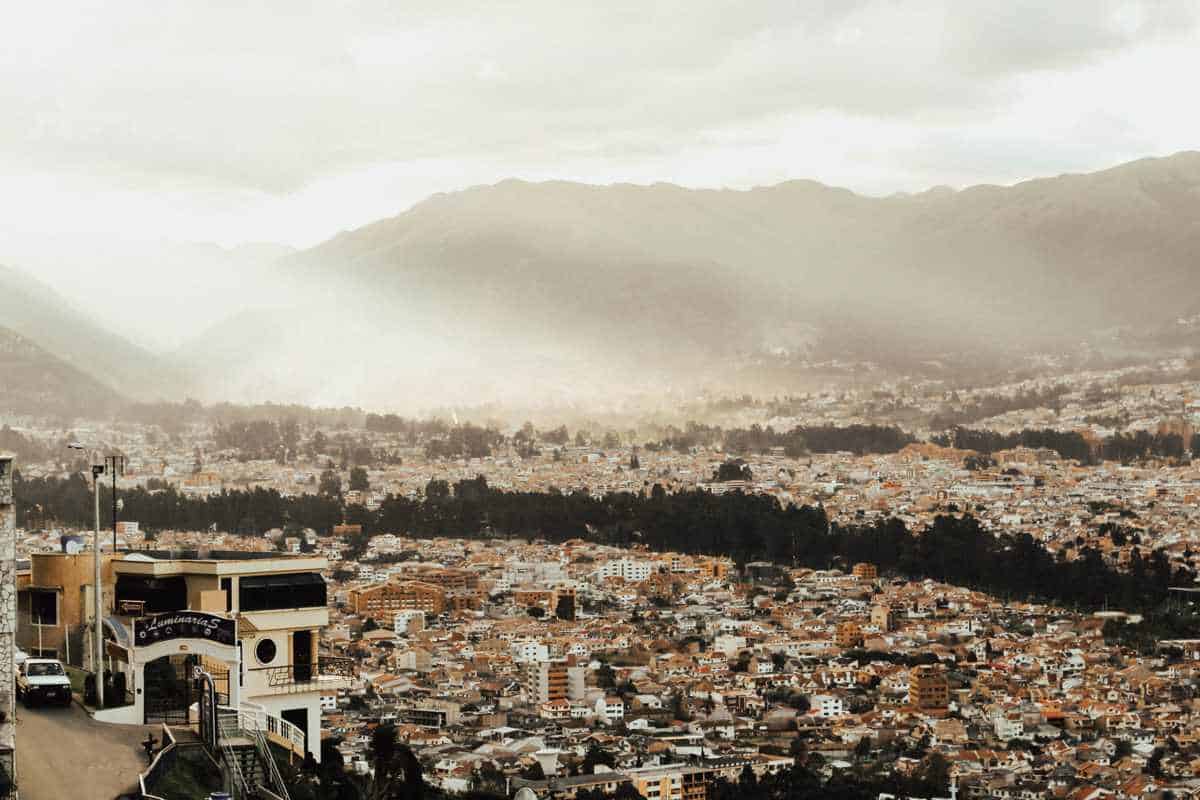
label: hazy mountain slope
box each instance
[0,238,297,351]
[287,151,1199,343]
[0,326,127,418]
[0,264,182,399]
[174,151,1200,408]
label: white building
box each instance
[511,640,549,663]
[393,609,426,636]
[594,559,656,583]
[810,694,846,718]
[102,551,354,763]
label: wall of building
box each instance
[1,454,19,792]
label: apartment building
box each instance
[910,664,950,711]
[524,659,585,705]
[349,580,446,620]
[595,558,656,583]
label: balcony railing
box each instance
[250,655,356,693]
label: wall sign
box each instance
[134,611,236,647]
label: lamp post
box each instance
[69,442,105,708]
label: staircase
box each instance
[225,740,268,790]
[213,704,293,800]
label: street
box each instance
[15,701,155,800]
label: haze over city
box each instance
[6,5,1200,800]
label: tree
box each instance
[596,663,616,689]
[581,743,616,774]
[424,479,450,501]
[713,460,753,482]
[854,736,872,760]
[318,469,342,498]
[349,467,370,493]
[359,724,424,800]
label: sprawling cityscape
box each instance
[7,3,1200,800]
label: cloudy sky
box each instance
[4,0,1200,249]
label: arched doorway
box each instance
[143,653,230,724]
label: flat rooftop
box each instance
[124,549,301,561]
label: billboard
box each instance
[134,611,236,648]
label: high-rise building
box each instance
[525,659,586,705]
[870,603,896,632]
[909,664,950,711]
[835,621,864,648]
[852,562,878,581]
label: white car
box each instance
[16,658,73,707]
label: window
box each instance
[238,572,326,612]
[256,638,278,665]
[30,589,57,625]
[27,661,65,676]
[221,577,233,612]
[116,575,188,613]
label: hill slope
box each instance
[0,264,182,399]
[0,326,127,419]
[186,151,1200,406]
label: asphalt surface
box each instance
[15,701,156,800]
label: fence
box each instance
[138,724,178,800]
[218,702,307,760]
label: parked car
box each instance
[16,658,72,707]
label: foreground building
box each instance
[64,549,355,761]
[0,453,16,796]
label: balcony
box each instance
[248,655,356,695]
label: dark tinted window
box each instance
[116,575,188,613]
[238,573,326,611]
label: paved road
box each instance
[15,701,155,800]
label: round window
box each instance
[256,638,277,665]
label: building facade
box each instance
[99,551,352,762]
[0,452,17,796]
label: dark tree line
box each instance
[928,385,1070,430]
[649,422,912,457]
[16,474,1192,616]
[937,426,1192,465]
[934,426,1094,462]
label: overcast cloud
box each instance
[3,0,1199,247]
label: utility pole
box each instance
[92,460,105,708]
[106,455,125,554]
[70,442,106,708]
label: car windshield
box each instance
[27,662,64,677]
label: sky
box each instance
[3,0,1200,250]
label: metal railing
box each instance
[138,724,178,800]
[249,655,356,692]
[217,714,253,800]
[220,702,307,759]
[253,725,293,800]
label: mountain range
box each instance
[4,151,1200,416]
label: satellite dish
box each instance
[515,788,539,800]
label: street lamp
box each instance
[69,441,105,708]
